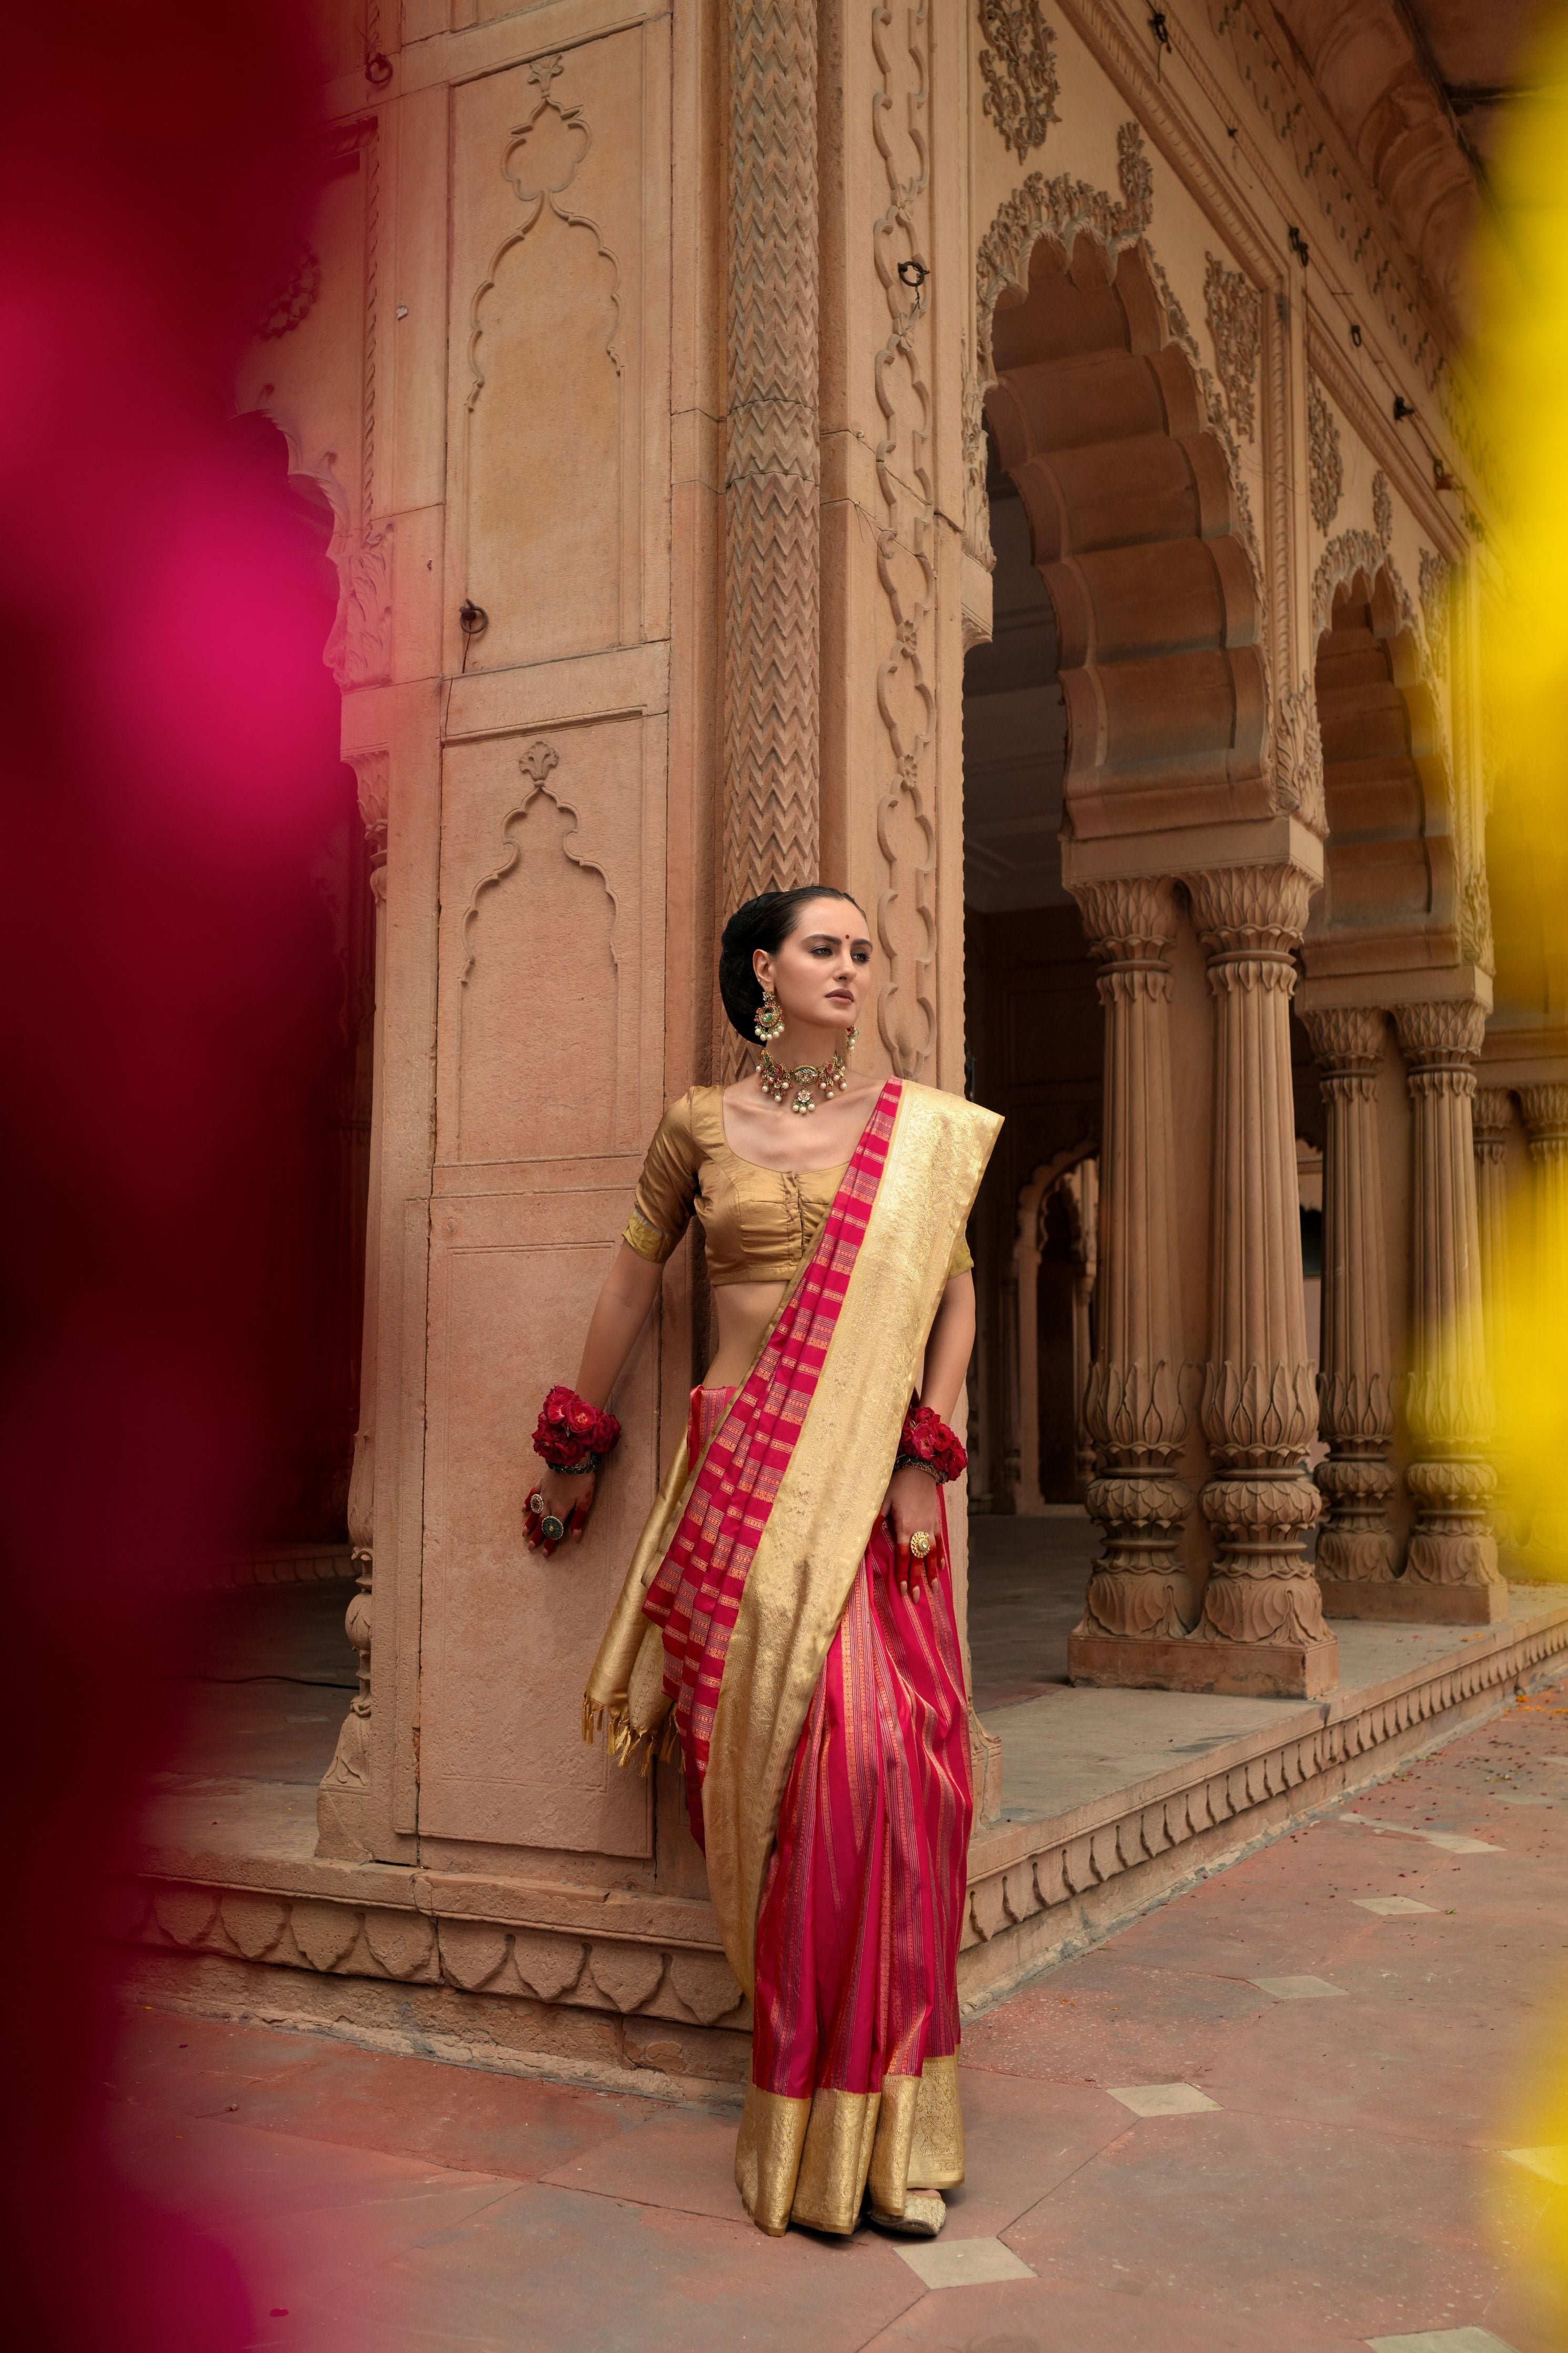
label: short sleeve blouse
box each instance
[622,1085,973,1287]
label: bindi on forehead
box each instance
[796,929,873,951]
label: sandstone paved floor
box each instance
[109,1685,1568,2353]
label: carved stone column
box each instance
[1472,1088,1514,1548]
[1393,1000,1504,1621]
[1067,1155,1099,1497]
[1472,1090,1513,1367]
[1067,879,1196,1683]
[1187,866,1336,1698]
[722,0,820,911]
[1301,1008,1398,1610]
[1012,1186,1046,1516]
[1516,1083,1568,1576]
[1520,1084,1568,1299]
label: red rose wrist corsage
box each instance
[532,1384,621,1473]
[894,1403,966,1484]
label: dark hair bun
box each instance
[717,886,864,1040]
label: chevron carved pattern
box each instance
[723,0,821,918]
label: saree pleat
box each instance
[741,1489,972,2235]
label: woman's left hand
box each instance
[881,1463,943,1603]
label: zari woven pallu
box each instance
[585,1079,1002,2236]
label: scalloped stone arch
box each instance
[1308,560,1458,967]
[981,234,1268,841]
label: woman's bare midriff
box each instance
[704,1279,792,1387]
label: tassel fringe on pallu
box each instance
[581,1696,681,1777]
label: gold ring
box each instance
[539,1512,566,1543]
[909,1530,933,1560]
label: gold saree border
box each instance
[702,1083,1002,1995]
[582,1431,691,1752]
[737,2057,966,2236]
[735,2085,811,2237]
[906,2053,965,2191]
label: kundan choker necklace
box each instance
[758,1036,856,1115]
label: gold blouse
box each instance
[623,1085,974,1288]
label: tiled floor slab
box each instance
[891,2237,1036,2289]
[1250,1975,1348,2000]
[1104,2083,1217,2117]
[960,1954,1274,2088]
[242,2178,924,2353]
[189,2028,650,2182]
[1337,1816,1503,1856]
[105,2110,512,2228]
[935,2068,1134,2239]
[858,2271,1371,2352]
[999,2111,1515,2342]
[1195,1992,1534,2147]
[539,2100,748,2221]
[1364,2331,1523,2352]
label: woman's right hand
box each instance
[524,1465,596,1558]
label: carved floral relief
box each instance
[1307,372,1342,534]
[1372,468,1393,548]
[1419,547,1453,673]
[254,244,322,340]
[1141,250,1264,624]
[1202,253,1261,442]
[977,0,1060,164]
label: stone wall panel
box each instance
[451,36,659,672]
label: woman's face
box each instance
[755,896,873,1040]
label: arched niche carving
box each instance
[464,63,624,672]
[1307,560,1460,967]
[457,743,622,1161]
[981,234,1268,841]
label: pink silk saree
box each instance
[584,1078,1002,2236]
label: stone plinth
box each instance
[1320,1576,1506,1624]
[1068,1627,1339,1699]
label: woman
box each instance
[524,887,1000,2238]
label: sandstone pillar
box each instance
[1187,865,1336,1697]
[1393,1000,1504,1620]
[1067,878,1196,1676]
[1012,1186,1046,1515]
[1301,1008,1398,1611]
[1472,1088,1515,1550]
[1069,1155,1100,1498]
[318,771,387,1850]
[1472,1089,1513,1359]
[1514,1083,1568,1576]
[1519,1084,1568,1299]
